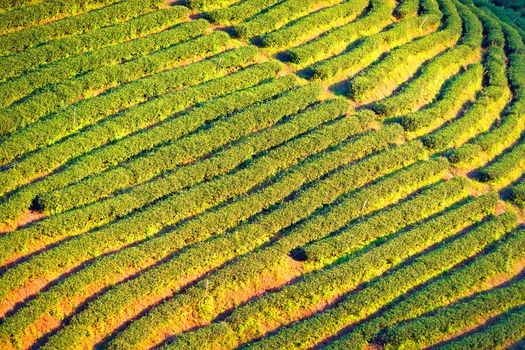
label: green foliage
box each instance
[302,173,468,264]
[162,192,498,349]
[107,141,447,349]
[422,79,509,152]
[310,0,442,80]
[380,276,525,349]
[1,0,525,347]
[0,6,191,96]
[0,0,124,34]
[0,110,385,349]
[400,64,483,132]
[249,212,517,350]
[348,0,463,103]
[234,0,340,39]
[326,227,525,349]
[187,0,238,11]
[0,45,258,163]
[286,0,396,66]
[473,0,525,35]
[477,141,525,184]
[509,181,525,207]
[0,63,286,221]
[36,82,321,214]
[396,0,420,18]
[207,0,281,25]
[0,30,229,137]
[449,18,525,167]
[260,0,368,49]
[373,1,482,117]
[0,82,322,265]
[0,0,164,57]
[439,305,525,349]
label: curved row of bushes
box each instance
[161,191,498,349]
[310,0,442,80]
[249,211,516,350]
[234,0,341,39]
[449,16,525,168]
[0,30,230,137]
[0,0,163,56]
[0,6,192,106]
[326,225,525,349]
[0,112,395,349]
[285,0,396,66]
[0,45,258,165]
[0,65,289,228]
[348,0,464,103]
[373,0,482,117]
[260,0,368,49]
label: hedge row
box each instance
[260,0,368,49]
[0,113,391,348]
[234,0,341,39]
[326,226,525,349]
[36,82,320,214]
[373,0,482,117]
[488,0,525,13]
[186,0,238,12]
[0,6,191,97]
[206,0,281,25]
[477,141,525,185]
[310,0,442,80]
[0,0,122,35]
[0,62,284,191]
[348,0,463,103]
[0,63,285,215]
[381,276,525,348]
[249,211,516,350]
[24,110,394,350]
[0,45,258,165]
[0,0,42,14]
[0,83,322,265]
[422,82,510,152]
[509,181,525,207]
[24,91,342,248]
[396,0,420,18]
[0,30,229,137]
[161,192,498,349]
[439,305,525,349]
[105,144,440,349]
[301,174,468,264]
[0,0,162,56]
[284,0,397,66]
[473,0,525,36]
[449,19,525,167]
[400,63,483,133]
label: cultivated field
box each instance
[0,0,524,349]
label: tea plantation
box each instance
[0,0,524,349]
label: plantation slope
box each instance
[0,0,524,349]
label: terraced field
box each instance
[0,0,524,349]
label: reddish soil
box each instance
[0,278,49,318]
[0,210,45,235]
[494,200,506,216]
[144,257,305,349]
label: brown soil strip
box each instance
[0,210,45,235]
